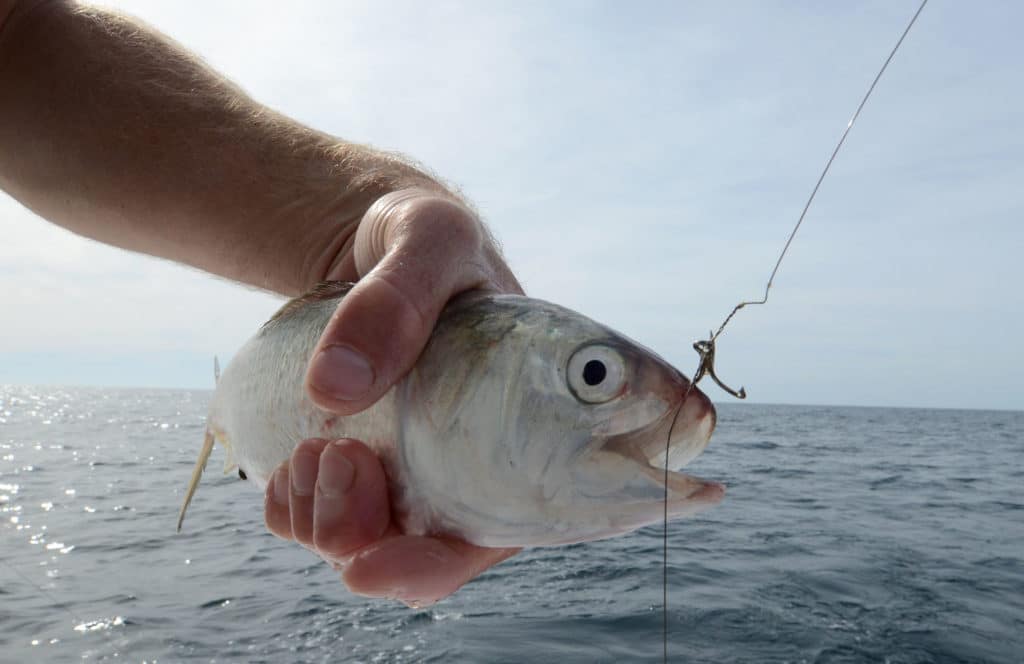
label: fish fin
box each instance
[262,280,355,331]
[221,438,238,475]
[177,428,216,533]
[214,356,220,384]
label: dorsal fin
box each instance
[263,280,355,330]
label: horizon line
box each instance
[2,381,1021,415]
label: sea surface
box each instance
[0,386,1021,663]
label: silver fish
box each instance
[178,282,723,547]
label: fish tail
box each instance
[176,428,216,532]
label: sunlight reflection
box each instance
[73,616,125,633]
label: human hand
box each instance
[305,188,522,414]
[265,438,518,607]
[266,189,522,605]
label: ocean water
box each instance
[0,386,1021,663]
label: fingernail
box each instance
[310,345,375,401]
[291,451,318,496]
[317,443,355,498]
[272,468,290,506]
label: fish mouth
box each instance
[602,381,724,510]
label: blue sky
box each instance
[1,1,1021,410]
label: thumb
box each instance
[304,190,493,415]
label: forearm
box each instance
[0,0,442,295]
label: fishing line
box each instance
[2,557,85,628]
[662,1,928,660]
[694,0,930,390]
[661,399,686,663]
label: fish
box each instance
[177,281,723,547]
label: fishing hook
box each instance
[691,333,746,399]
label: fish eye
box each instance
[583,359,606,386]
[567,345,626,404]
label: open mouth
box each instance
[602,385,724,507]
[609,435,725,505]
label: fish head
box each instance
[397,293,723,547]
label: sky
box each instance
[1,0,1021,410]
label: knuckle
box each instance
[372,269,433,335]
[355,191,485,281]
[389,194,484,254]
[418,199,483,253]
